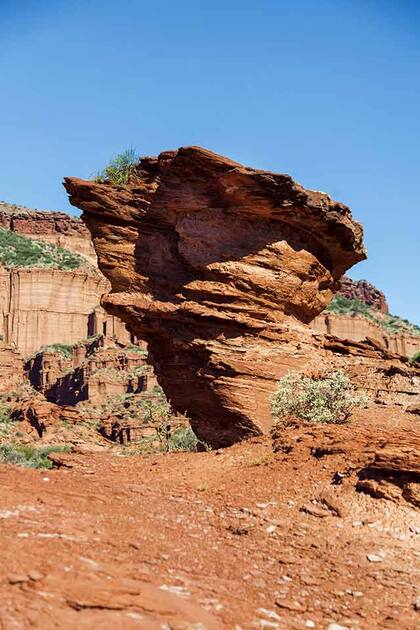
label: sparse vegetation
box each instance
[158,425,199,452]
[36,343,74,359]
[94,148,139,186]
[270,370,366,425]
[327,295,420,337]
[0,229,86,271]
[0,444,70,469]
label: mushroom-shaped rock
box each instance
[64,146,366,447]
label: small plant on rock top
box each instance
[94,148,139,186]
[270,370,366,425]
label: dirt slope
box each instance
[0,407,418,629]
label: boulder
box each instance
[64,146,369,447]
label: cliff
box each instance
[312,311,420,357]
[0,266,130,356]
[0,344,24,393]
[0,201,96,264]
[65,145,374,446]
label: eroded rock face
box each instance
[64,146,367,447]
[338,276,388,313]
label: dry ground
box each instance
[0,407,419,629]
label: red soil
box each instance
[0,407,418,629]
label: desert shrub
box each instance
[157,425,199,452]
[94,148,139,186]
[409,351,420,365]
[0,229,86,271]
[0,401,12,437]
[270,370,366,425]
[0,444,70,469]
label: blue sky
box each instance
[1,0,419,323]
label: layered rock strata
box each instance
[65,146,371,446]
[0,344,24,392]
[311,312,420,357]
[0,266,130,356]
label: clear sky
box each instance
[1,0,419,323]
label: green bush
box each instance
[270,370,366,425]
[94,148,139,186]
[0,229,85,271]
[0,444,70,469]
[157,425,199,452]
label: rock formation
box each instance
[272,419,420,508]
[0,344,24,392]
[0,201,96,263]
[65,146,372,447]
[337,276,388,312]
[0,266,130,356]
[311,312,420,357]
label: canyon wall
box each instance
[65,145,375,446]
[0,267,130,356]
[0,201,96,263]
[311,312,420,357]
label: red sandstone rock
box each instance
[338,276,389,312]
[11,395,62,438]
[0,344,24,392]
[65,146,368,447]
[271,417,420,508]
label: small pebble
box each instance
[28,570,44,581]
[305,622,316,628]
[367,554,383,563]
[327,624,349,630]
[8,574,28,585]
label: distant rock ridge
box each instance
[0,200,95,263]
[338,276,388,313]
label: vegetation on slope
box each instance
[0,444,69,469]
[271,370,366,425]
[94,148,139,186]
[0,229,85,271]
[327,295,420,337]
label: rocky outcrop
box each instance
[325,336,420,407]
[65,146,368,447]
[311,312,420,358]
[272,419,420,508]
[0,201,96,263]
[0,344,24,392]
[45,344,154,406]
[338,276,388,312]
[0,266,130,356]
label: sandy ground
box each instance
[0,410,419,629]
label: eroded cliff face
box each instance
[63,146,372,446]
[0,266,130,356]
[311,312,420,357]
